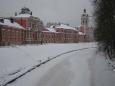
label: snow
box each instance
[88,52,115,86]
[46,27,56,32]
[42,26,56,33]
[0,19,24,29]
[78,31,86,35]
[0,43,95,86]
[56,24,76,31]
[77,25,82,28]
[15,14,31,18]
[0,43,115,86]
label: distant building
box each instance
[0,8,94,46]
[0,18,25,45]
[46,22,60,28]
[13,7,45,43]
[56,24,78,43]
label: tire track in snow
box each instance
[1,47,96,86]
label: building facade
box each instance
[0,8,93,46]
[0,18,25,45]
[13,7,45,44]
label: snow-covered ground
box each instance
[0,43,115,86]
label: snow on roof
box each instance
[77,25,82,28]
[15,14,31,18]
[43,26,62,33]
[0,19,24,29]
[78,32,86,35]
[46,27,56,32]
[42,30,61,33]
[56,24,76,30]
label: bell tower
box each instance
[81,9,89,34]
[81,9,89,27]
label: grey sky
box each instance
[0,0,93,26]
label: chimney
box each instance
[0,18,4,23]
[30,11,32,15]
[10,18,14,23]
[15,12,17,16]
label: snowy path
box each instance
[0,43,96,86]
[37,49,95,86]
[1,43,115,86]
[7,48,96,86]
[2,47,95,86]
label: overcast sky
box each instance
[0,0,93,26]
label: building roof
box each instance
[0,19,24,29]
[42,26,63,33]
[46,27,56,32]
[15,14,31,18]
[78,32,86,35]
[56,24,76,31]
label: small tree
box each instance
[93,0,115,60]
